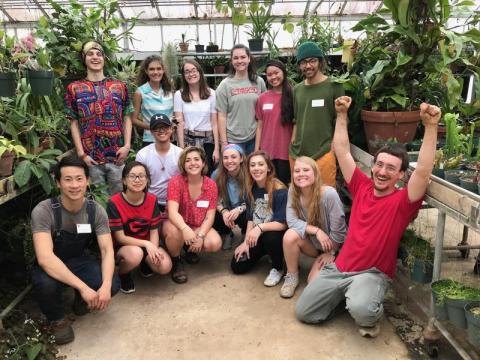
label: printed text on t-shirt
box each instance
[231,87,259,96]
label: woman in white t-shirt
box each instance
[174,59,219,174]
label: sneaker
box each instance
[280,272,299,298]
[72,291,89,316]
[185,251,200,265]
[50,318,74,345]
[119,273,136,294]
[358,323,381,338]
[264,268,284,287]
[139,259,154,278]
[222,232,234,250]
[171,257,188,284]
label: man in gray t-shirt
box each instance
[31,155,119,345]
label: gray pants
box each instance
[89,163,124,194]
[296,263,391,327]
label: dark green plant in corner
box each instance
[14,149,62,194]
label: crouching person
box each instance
[31,155,120,345]
[296,98,440,338]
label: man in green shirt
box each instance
[289,41,344,186]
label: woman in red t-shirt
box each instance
[107,161,172,294]
[164,146,222,283]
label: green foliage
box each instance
[0,30,17,72]
[35,0,136,78]
[400,228,434,271]
[347,0,480,112]
[162,43,178,82]
[14,149,62,195]
[0,136,27,158]
[245,4,274,39]
[87,183,110,208]
[297,16,339,56]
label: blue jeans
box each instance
[32,255,120,321]
[232,138,255,156]
[89,163,124,194]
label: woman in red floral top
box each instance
[165,146,222,283]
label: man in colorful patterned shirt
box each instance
[65,40,133,194]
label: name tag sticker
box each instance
[77,224,92,234]
[312,99,325,107]
[262,103,274,110]
[264,194,269,201]
[197,200,209,208]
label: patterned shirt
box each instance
[65,78,133,164]
[167,175,217,228]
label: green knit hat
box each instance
[296,41,324,64]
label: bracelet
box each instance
[198,233,205,240]
[220,208,227,214]
[256,224,264,233]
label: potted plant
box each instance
[194,37,204,53]
[405,236,434,284]
[24,45,55,96]
[211,56,228,74]
[0,136,27,177]
[178,33,195,53]
[14,148,62,194]
[161,42,178,84]
[0,31,17,97]
[431,279,458,321]
[445,284,480,329]
[465,301,480,349]
[206,41,219,53]
[348,0,480,154]
[245,3,273,52]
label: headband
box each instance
[222,144,244,155]
[82,41,104,57]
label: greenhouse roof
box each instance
[1,0,384,24]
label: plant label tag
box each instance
[197,200,209,208]
[312,99,324,107]
[77,224,92,234]
[262,103,274,110]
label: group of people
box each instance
[31,38,442,346]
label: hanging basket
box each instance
[28,70,55,96]
[0,72,17,97]
[361,110,421,155]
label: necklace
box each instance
[159,156,165,171]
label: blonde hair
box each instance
[178,146,208,176]
[290,156,324,226]
[246,150,286,209]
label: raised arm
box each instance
[332,96,355,183]
[407,103,441,202]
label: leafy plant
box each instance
[0,31,17,72]
[297,15,339,56]
[245,3,274,39]
[87,183,110,208]
[432,279,460,306]
[14,149,62,194]
[162,42,178,82]
[0,136,27,158]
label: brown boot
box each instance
[50,318,75,345]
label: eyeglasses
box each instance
[152,127,170,133]
[127,174,147,181]
[184,68,198,76]
[299,58,319,67]
[373,162,399,174]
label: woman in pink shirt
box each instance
[164,146,222,283]
[255,60,294,185]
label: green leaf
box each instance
[38,16,49,28]
[25,343,42,360]
[391,94,408,108]
[395,50,412,68]
[14,160,32,187]
[397,0,410,27]
[38,171,53,194]
[31,164,43,179]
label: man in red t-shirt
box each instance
[296,97,441,338]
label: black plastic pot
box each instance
[432,168,445,179]
[465,301,480,349]
[459,175,479,194]
[444,169,467,185]
[410,259,433,284]
[28,70,54,96]
[206,44,219,52]
[248,38,263,52]
[445,297,470,329]
[0,72,17,97]
[195,44,205,53]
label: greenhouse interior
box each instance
[1,0,480,358]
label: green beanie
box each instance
[296,41,324,64]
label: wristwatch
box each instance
[198,233,206,240]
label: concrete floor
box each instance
[60,249,410,360]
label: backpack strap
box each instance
[86,198,96,229]
[50,197,62,240]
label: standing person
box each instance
[231,150,288,287]
[174,59,219,173]
[296,97,440,338]
[132,55,174,148]
[65,40,133,194]
[164,146,222,284]
[135,113,182,214]
[216,44,266,155]
[107,161,172,294]
[255,60,294,185]
[211,144,249,250]
[280,156,347,299]
[31,155,119,345]
[289,41,344,187]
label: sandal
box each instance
[171,258,188,284]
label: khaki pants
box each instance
[289,150,337,187]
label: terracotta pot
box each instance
[361,110,421,154]
[0,151,15,177]
[213,65,225,74]
[179,43,189,52]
